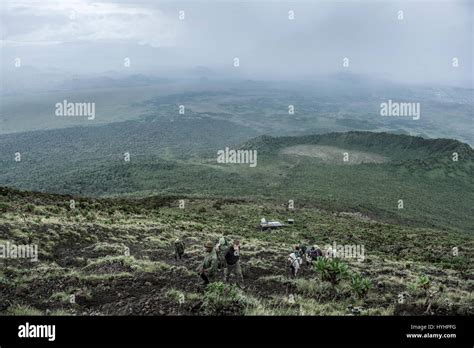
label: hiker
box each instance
[199,241,219,285]
[288,246,303,277]
[299,243,307,257]
[307,245,323,264]
[215,235,230,270]
[225,239,243,285]
[174,238,185,260]
[298,242,308,264]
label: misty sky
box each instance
[0,0,472,86]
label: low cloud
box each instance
[1,0,183,47]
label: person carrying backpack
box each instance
[299,243,307,257]
[307,245,323,264]
[225,240,243,285]
[298,242,309,265]
[288,246,303,277]
[199,241,219,285]
[215,235,230,269]
[174,238,185,260]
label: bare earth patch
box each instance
[280,145,388,165]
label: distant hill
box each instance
[243,131,473,159]
[58,74,170,90]
[243,131,474,178]
[0,122,472,233]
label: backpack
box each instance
[175,241,184,253]
[288,254,302,275]
[225,246,239,265]
[216,236,230,253]
[309,248,322,259]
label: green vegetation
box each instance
[314,258,349,287]
[0,187,472,316]
[1,130,472,234]
[349,273,372,299]
[201,282,256,315]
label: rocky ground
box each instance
[0,187,472,316]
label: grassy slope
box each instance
[0,187,472,316]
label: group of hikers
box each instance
[174,236,243,286]
[174,236,327,285]
[288,244,324,277]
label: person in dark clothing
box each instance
[174,238,185,260]
[308,245,323,264]
[225,240,243,284]
[199,241,219,285]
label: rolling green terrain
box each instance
[1,81,472,316]
[0,112,472,316]
[1,123,472,234]
[0,187,472,316]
